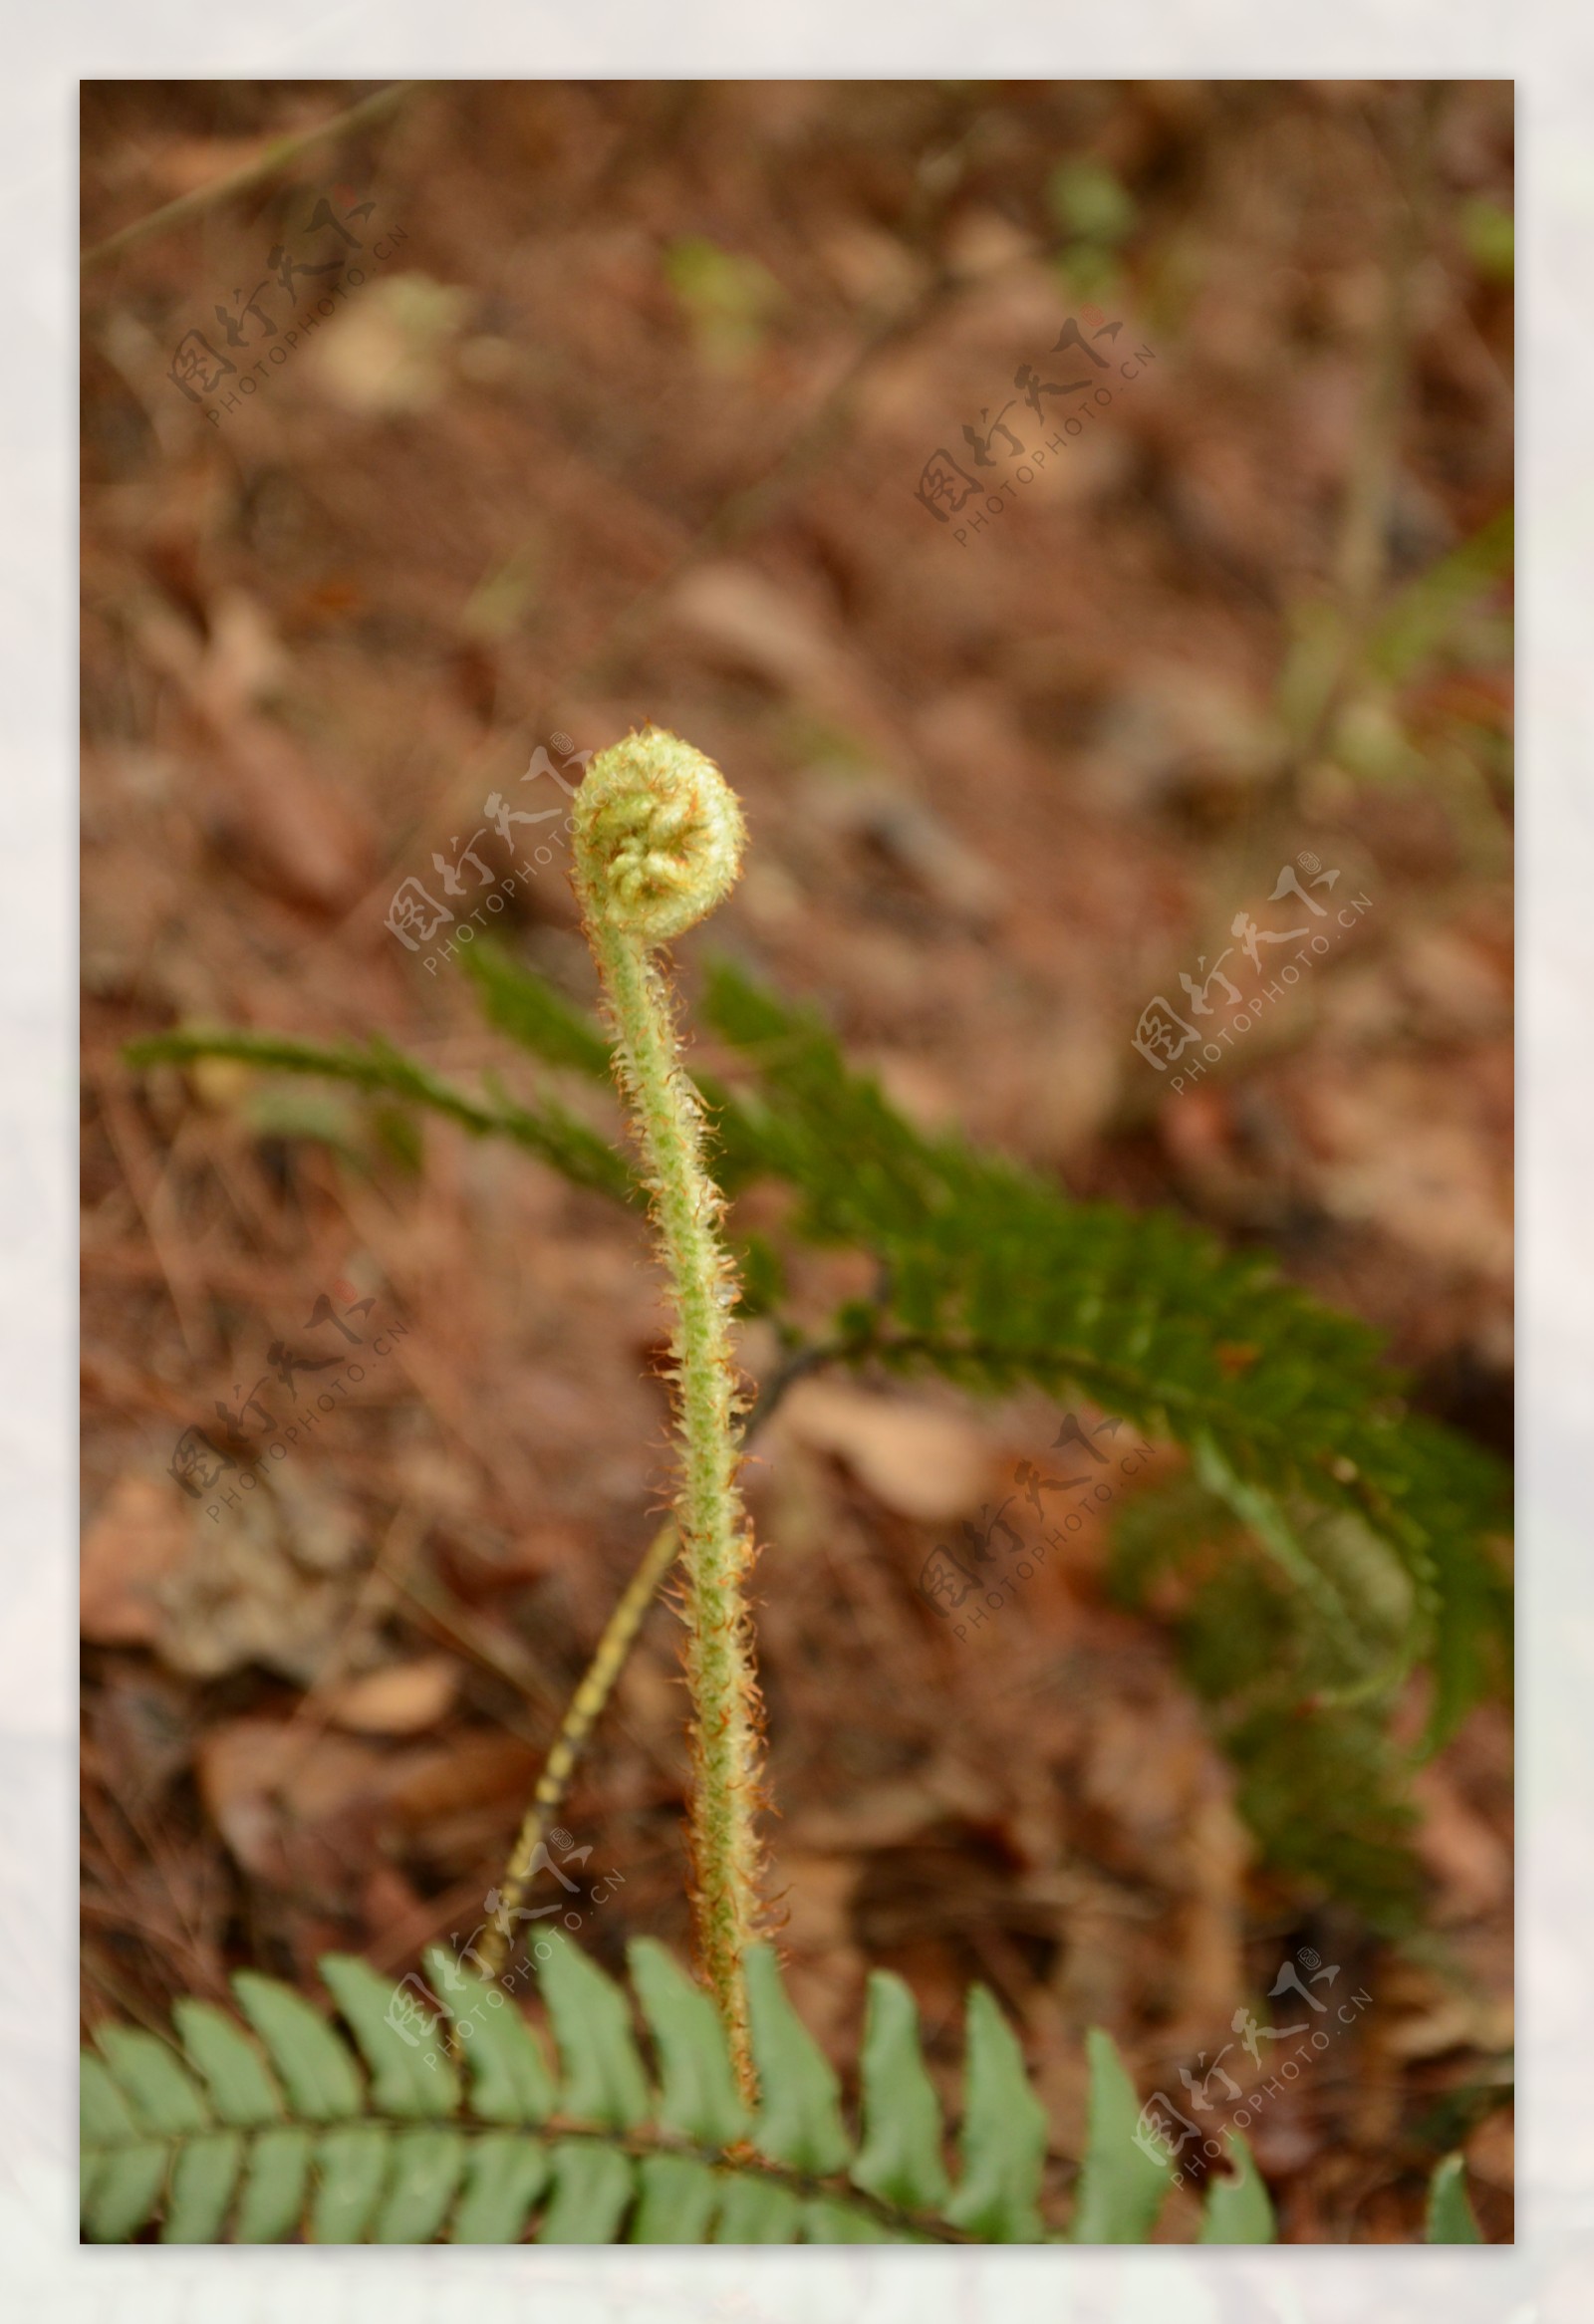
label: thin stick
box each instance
[1277,84,1440,798]
[81,81,421,276]
[469,1317,882,1997]
[470,1517,681,1985]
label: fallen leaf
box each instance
[665,562,901,762]
[81,1474,193,1645]
[196,1716,394,1902]
[308,274,474,416]
[1396,925,1511,1039]
[1301,1062,1513,1282]
[151,1477,366,1682]
[131,133,275,198]
[133,597,377,911]
[383,1733,539,1827]
[199,709,377,911]
[775,1380,991,1521]
[189,588,292,716]
[88,1668,194,1809]
[1080,1690,1210,1850]
[1088,661,1281,810]
[1465,2105,1514,2191]
[805,770,1002,925]
[668,562,844,695]
[1410,1761,1510,1921]
[793,1764,1003,1854]
[324,1655,461,1734]
[1382,1982,1513,2060]
[382,1733,542,1875]
[768,1848,865,2055]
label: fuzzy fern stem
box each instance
[571,725,764,2097]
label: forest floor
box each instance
[81,79,1513,2241]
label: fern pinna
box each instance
[80,1926,1215,2243]
[81,1928,1484,2245]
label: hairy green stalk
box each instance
[571,725,764,2096]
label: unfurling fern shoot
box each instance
[571,725,764,2096]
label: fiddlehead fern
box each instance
[570,725,764,2095]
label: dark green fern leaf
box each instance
[1110,1474,1428,1927]
[124,1024,636,1206]
[122,947,1510,1919]
[77,1933,1188,2245]
[461,938,615,1078]
[692,960,1509,1747]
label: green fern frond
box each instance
[689,960,1509,1740]
[1067,2025,1171,2242]
[1424,2151,1484,2243]
[1364,507,1513,688]
[82,1931,1208,2245]
[82,1921,1481,2244]
[461,935,617,1079]
[130,957,1511,1713]
[1198,2130,1276,2243]
[123,1024,637,1206]
[1110,1473,1428,1926]
[122,944,1510,1903]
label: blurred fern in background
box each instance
[129,939,1511,1937]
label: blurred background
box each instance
[80,79,1513,2242]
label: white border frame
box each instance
[14,15,1586,2319]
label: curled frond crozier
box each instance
[573,726,746,943]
